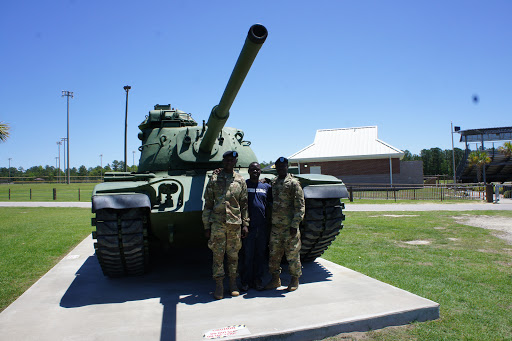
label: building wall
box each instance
[297,158,400,176]
[293,159,423,185]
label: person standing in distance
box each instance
[265,157,305,292]
[240,162,272,291]
[203,151,249,300]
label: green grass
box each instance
[0,183,98,202]
[0,207,93,312]
[325,211,512,340]
[2,208,512,340]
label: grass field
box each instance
[0,183,97,202]
[0,207,93,311]
[325,211,512,340]
[1,208,511,340]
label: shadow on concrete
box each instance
[60,249,332,341]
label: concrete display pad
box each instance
[0,237,439,341]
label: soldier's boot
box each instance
[264,274,281,290]
[287,276,299,292]
[229,277,240,297]
[214,278,224,300]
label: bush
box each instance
[504,190,512,198]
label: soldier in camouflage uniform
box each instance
[264,156,305,292]
[203,151,249,300]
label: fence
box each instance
[0,176,103,184]
[0,182,502,203]
[0,185,95,202]
[347,183,492,202]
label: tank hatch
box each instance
[138,104,197,129]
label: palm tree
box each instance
[0,121,10,142]
[468,150,491,183]
[498,141,512,158]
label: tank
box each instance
[91,24,349,277]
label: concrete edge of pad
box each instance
[240,305,440,341]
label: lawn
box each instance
[0,207,93,311]
[324,210,512,340]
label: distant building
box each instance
[456,126,512,183]
[288,126,423,185]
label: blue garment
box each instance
[240,180,271,287]
[246,180,271,228]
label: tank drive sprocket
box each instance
[300,198,345,262]
[92,208,150,276]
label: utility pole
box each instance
[62,91,73,184]
[123,85,131,172]
[57,141,62,183]
[132,151,135,168]
[100,154,103,180]
[8,158,12,182]
[61,137,67,183]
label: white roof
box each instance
[289,126,404,162]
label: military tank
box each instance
[91,24,348,277]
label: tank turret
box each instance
[137,24,267,172]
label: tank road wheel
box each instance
[92,208,150,277]
[300,198,345,262]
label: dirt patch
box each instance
[404,240,431,245]
[453,215,512,245]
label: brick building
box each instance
[288,126,423,185]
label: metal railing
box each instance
[347,183,491,202]
[0,176,103,184]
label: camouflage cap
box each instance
[275,156,288,164]
[223,150,238,158]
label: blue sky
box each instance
[1,0,511,170]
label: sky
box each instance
[1,0,511,170]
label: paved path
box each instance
[1,200,511,211]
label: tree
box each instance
[468,150,491,183]
[0,121,10,142]
[498,141,512,158]
[420,149,433,175]
[402,150,421,161]
[78,165,88,177]
[259,160,273,169]
[111,160,126,171]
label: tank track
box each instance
[92,207,149,277]
[300,198,345,262]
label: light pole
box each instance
[56,141,62,183]
[62,91,73,184]
[123,85,131,172]
[451,122,460,185]
[100,154,103,180]
[61,137,67,183]
[8,158,12,182]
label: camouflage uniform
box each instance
[268,173,305,277]
[202,171,249,279]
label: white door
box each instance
[310,166,321,174]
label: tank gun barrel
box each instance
[199,24,268,154]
